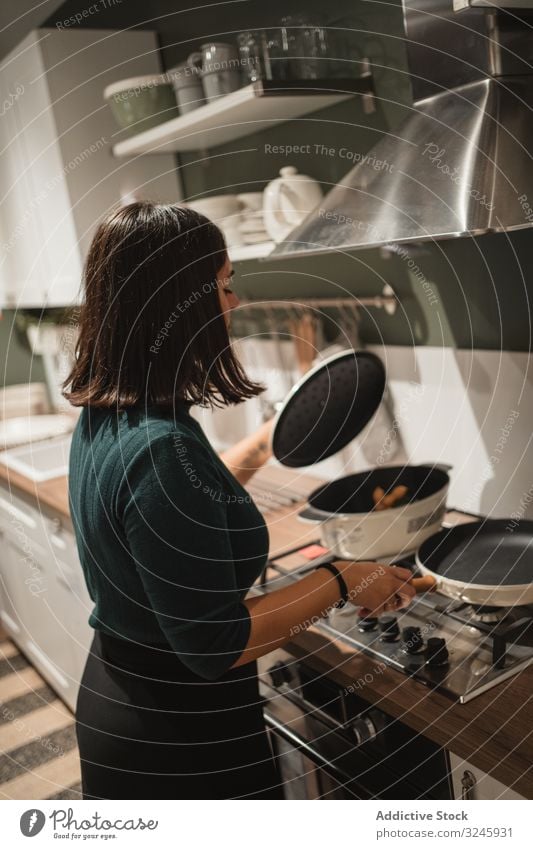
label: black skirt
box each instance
[75,630,284,800]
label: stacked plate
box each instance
[235,193,269,245]
[184,192,270,249]
[184,195,243,248]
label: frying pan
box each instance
[413,519,533,607]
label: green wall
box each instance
[0,311,46,387]
[232,228,533,351]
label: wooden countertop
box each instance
[1,458,532,796]
[0,463,70,520]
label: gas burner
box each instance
[443,600,533,641]
[264,527,533,703]
[467,605,506,625]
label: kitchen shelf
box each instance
[112,77,373,157]
[228,241,274,262]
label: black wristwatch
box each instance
[315,562,350,608]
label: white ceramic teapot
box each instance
[263,166,323,243]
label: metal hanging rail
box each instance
[239,284,398,315]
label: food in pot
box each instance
[372,484,409,511]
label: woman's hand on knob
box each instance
[333,560,416,617]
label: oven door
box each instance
[263,687,369,800]
[259,650,452,800]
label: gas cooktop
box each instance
[264,511,533,704]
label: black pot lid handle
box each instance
[271,348,386,468]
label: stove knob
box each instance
[379,616,400,642]
[358,616,378,632]
[402,626,424,654]
[425,637,449,667]
[268,661,293,688]
[350,715,377,746]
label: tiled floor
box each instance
[0,626,82,800]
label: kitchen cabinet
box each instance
[0,529,26,641]
[449,753,525,800]
[0,484,93,711]
[0,28,181,309]
[0,37,80,308]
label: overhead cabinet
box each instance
[0,28,181,308]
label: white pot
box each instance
[299,465,451,561]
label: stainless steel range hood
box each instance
[271,0,533,257]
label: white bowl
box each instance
[186,195,241,220]
[236,192,264,212]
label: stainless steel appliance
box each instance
[271,0,533,256]
[258,647,452,799]
[261,511,533,704]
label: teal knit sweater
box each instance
[68,404,269,680]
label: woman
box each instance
[66,201,415,801]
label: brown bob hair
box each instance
[63,201,263,409]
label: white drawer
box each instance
[0,486,49,552]
[0,485,76,564]
[44,518,79,565]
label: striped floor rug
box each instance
[0,630,82,800]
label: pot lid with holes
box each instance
[271,349,386,468]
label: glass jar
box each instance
[280,14,330,79]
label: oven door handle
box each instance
[265,710,365,790]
